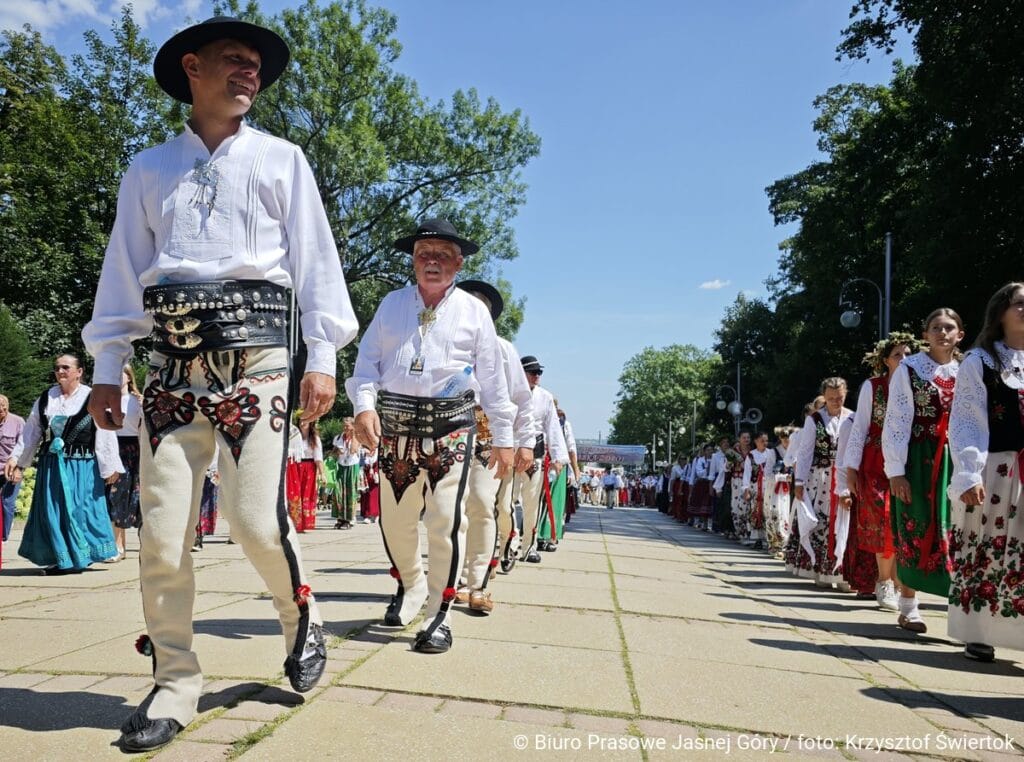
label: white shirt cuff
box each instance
[94,352,130,387]
[304,340,336,377]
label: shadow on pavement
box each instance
[862,686,1024,723]
[0,688,130,731]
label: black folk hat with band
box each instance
[520,356,544,374]
[456,279,504,321]
[154,16,291,104]
[393,218,480,256]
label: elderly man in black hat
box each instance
[83,17,358,751]
[346,220,516,653]
[507,356,569,564]
[452,280,536,613]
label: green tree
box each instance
[0,303,50,415]
[608,345,721,453]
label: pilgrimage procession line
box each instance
[0,12,1021,760]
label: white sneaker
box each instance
[361,517,371,524]
[876,580,899,612]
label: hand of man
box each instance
[105,472,121,485]
[513,447,534,473]
[88,384,124,431]
[488,446,514,480]
[4,457,20,482]
[889,475,912,505]
[794,485,804,502]
[960,484,986,506]
[299,372,336,422]
[354,410,381,451]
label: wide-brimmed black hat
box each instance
[154,16,291,104]
[393,218,480,256]
[456,279,504,320]
[521,356,544,373]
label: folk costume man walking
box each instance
[454,279,536,614]
[517,356,569,560]
[347,220,516,653]
[83,17,358,751]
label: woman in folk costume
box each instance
[947,283,1024,662]
[105,365,144,561]
[729,432,752,542]
[843,333,918,611]
[689,445,715,530]
[766,426,794,556]
[331,418,361,529]
[782,397,822,575]
[833,413,874,595]
[286,419,324,532]
[793,380,853,587]
[4,354,122,573]
[742,432,775,549]
[358,445,380,523]
[883,308,964,633]
[193,447,219,550]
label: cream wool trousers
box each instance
[512,461,545,559]
[462,449,504,591]
[137,348,320,726]
[378,429,474,637]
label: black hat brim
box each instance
[393,232,480,256]
[154,18,290,104]
[457,279,504,320]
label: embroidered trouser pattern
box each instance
[463,449,502,590]
[493,474,517,562]
[378,429,473,635]
[512,460,545,559]
[138,348,320,727]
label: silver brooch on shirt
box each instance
[190,159,220,214]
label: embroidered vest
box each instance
[37,388,97,458]
[982,363,1024,453]
[811,411,836,468]
[866,375,888,448]
[907,366,950,443]
[747,451,764,481]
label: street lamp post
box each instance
[666,419,686,463]
[715,364,763,437]
[838,232,893,341]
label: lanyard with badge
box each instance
[410,295,442,376]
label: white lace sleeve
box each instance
[742,456,752,490]
[794,415,816,485]
[842,380,873,471]
[882,363,913,478]
[835,417,853,495]
[948,350,988,499]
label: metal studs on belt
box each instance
[235,309,247,321]
[252,291,262,302]
[232,293,243,305]
[238,327,249,339]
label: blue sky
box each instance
[7,1,912,441]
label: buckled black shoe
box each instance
[283,623,327,693]
[119,713,183,752]
[525,550,542,563]
[383,595,403,627]
[413,624,452,654]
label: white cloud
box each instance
[2,0,195,34]
[699,279,731,290]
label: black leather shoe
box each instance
[383,595,403,627]
[413,624,452,654]
[525,550,542,563]
[120,716,183,752]
[283,623,327,693]
[541,542,557,552]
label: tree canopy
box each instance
[0,1,539,385]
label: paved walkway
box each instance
[0,504,1021,761]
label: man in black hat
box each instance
[83,16,358,751]
[452,280,536,613]
[505,356,568,564]
[346,220,516,653]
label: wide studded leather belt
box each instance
[533,433,545,459]
[143,280,291,356]
[378,390,476,439]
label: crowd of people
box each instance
[641,286,1023,666]
[0,13,1019,753]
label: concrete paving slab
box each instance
[616,584,786,626]
[0,617,142,671]
[240,700,642,761]
[454,603,620,651]
[0,585,72,607]
[342,638,634,714]
[630,650,940,740]
[621,614,864,678]
[487,577,615,611]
